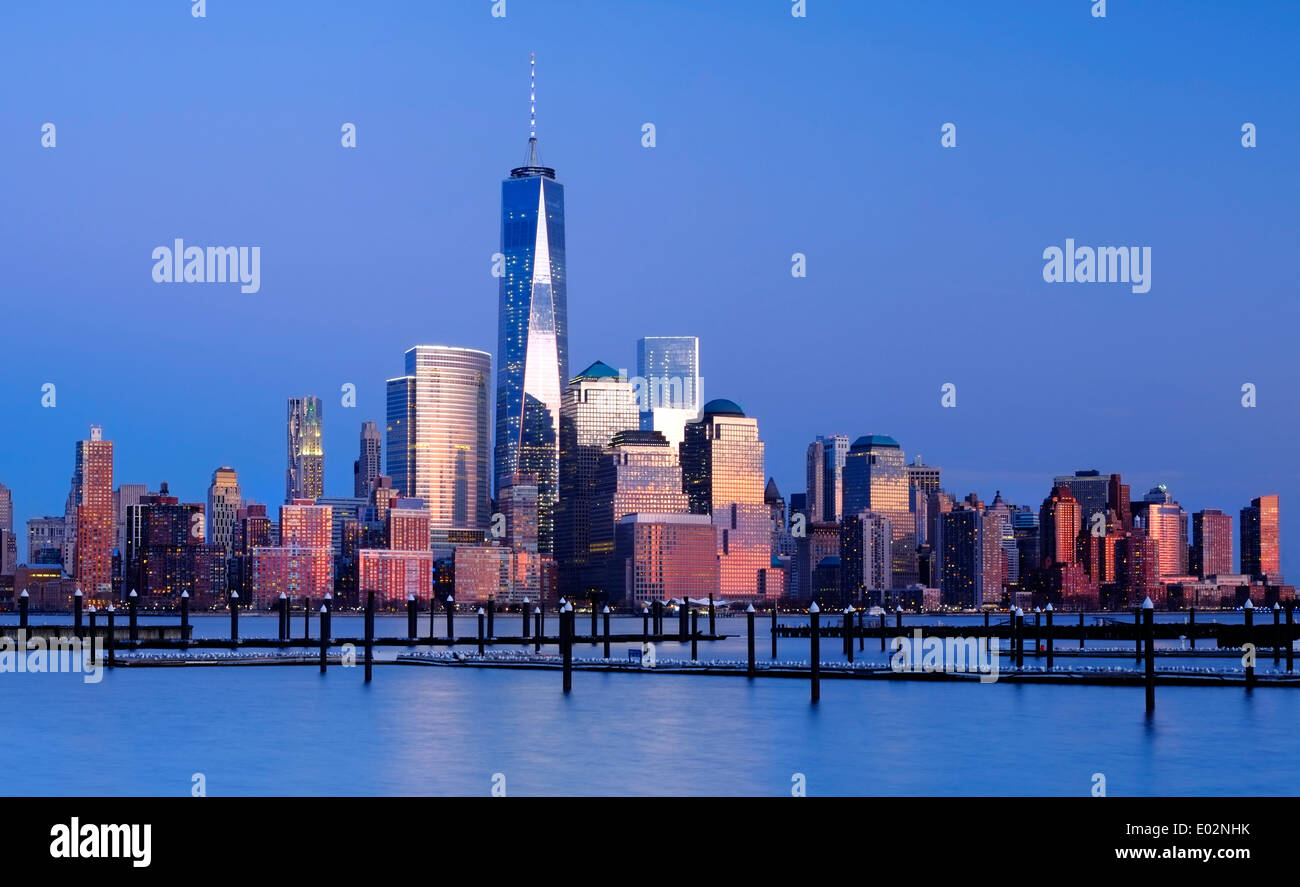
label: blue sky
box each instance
[2,1,1297,571]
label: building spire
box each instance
[528,52,539,166]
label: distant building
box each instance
[635,336,701,448]
[839,511,891,605]
[72,426,114,604]
[1240,494,1280,580]
[26,516,65,566]
[353,421,382,498]
[1039,485,1081,568]
[1191,509,1233,578]
[286,397,324,502]
[250,500,333,607]
[126,483,227,608]
[1133,485,1188,577]
[843,434,915,587]
[387,346,493,544]
[359,549,433,609]
[206,467,241,557]
[555,361,639,597]
[612,513,718,607]
[498,474,539,552]
[681,399,769,601]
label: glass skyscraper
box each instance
[386,346,492,540]
[842,434,916,588]
[494,112,568,548]
[635,336,700,448]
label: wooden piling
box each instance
[690,609,698,661]
[1046,603,1054,670]
[229,591,239,642]
[18,590,28,629]
[319,605,328,674]
[708,593,716,636]
[602,606,611,658]
[1244,600,1255,690]
[562,603,573,694]
[1143,597,1155,712]
[809,603,821,703]
[445,595,455,641]
[746,604,756,677]
[407,594,417,639]
[364,590,374,682]
[477,608,486,656]
[180,590,189,645]
[74,589,83,639]
[843,607,853,663]
[522,597,531,640]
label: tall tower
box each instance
[386,346,492,539]
[495,53,568,547]
[206,467,242,557]
[286,396,324,502]
[354,420,382,497]
[72,426,114,602]
[555,361,639,597]
[1240,494,1280,580]
[842,434,915,587]
[681,399,768,601]
[635,336,701,448]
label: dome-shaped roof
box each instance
[850,433,900,449]
[702,398,745,417]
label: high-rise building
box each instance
[206,467,241,557]
[113,483,146,579]
[1133,485,1188,577]
[839,511,892,605]
[495,57,568,526]
[251,500,333,607]
[1052,471,1114,530]
[612,513,718,608]
[0,482,12,535]
[819,434,850,522]
[386,346,492,543]
[26,516,66,566]
[804,440,824,530]
[556,361,639,596]
[1191,509,1233,578]
[126,483,227,608]
[498,474,539,553]
[842,434,916,587]
[1039,485,1081,568]
[905,457,942,499]
[387,499,432,552]
[353,421,382,498]
[286,396,324,502]
[937,506,983,609]
[681,399,768,601]
[635,336,701,449]
[590,430,690,600]
[1241,494,1280,580]
[72,426,114,603]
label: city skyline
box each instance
[3,2,1297,574]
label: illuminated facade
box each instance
[635,336,701,448]
[72,426,114,603]
[386,346,492,540]
[590,430,690,599]
[843,434,915,588]
[1191,508,1233,578]
[556,361,639,598]
[681,399,768,601]
[839,511,892,605]
[612,513,718,607]
[286,397,323,503]
[1241,494,1280,580]
[494,81,568,544]
[1039,485,1081,568]
[1134,485,1188,577]
[359,548,433,608]
[206,466,241,557]
[250,500,333,607]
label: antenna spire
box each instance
[529,52,536,141]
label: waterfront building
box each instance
[842,434,916,587]
[555,361,639,597]
[286,396,324,502]
[635,336,701,448]
[72,426,114,604]
[1191,509,1233,578]
[1240,494,1281,580]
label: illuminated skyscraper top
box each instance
[495,54,568,550]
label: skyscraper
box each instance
[590,429,691,598]
[804,440,824,530]
[1039,485,1081,569]
[1133,485,1188,577]
[1191,509,1233,578]
[1053,470,1114,529]
[353,421,382,498]
[386,346,492,543]
[681,399,768,601]
[842,434,916,587]
[495,55,568,526]
[556,361,639,595]
[1240,494,1280,580]
[819,434,850,522]
[635,336,701,447]
[206,467,241,557]
[72,426,114,603]
[286,396,324,502]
